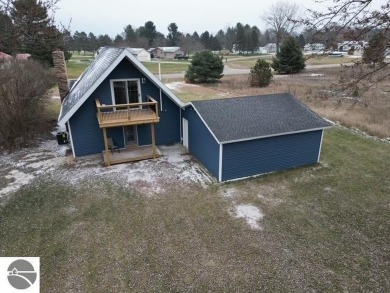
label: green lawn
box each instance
[227,55,357,69]
[1,127,389,292]
[65,59,190,79]
[142,61,189,75]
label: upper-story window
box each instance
[110,79,141,105]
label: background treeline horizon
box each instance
[1,0,384,65]
[67,20,382,55]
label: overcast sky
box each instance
[55,0,387,37]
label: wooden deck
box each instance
[103,145,161,166]
[98,108,159,127]
[96,96,159,128]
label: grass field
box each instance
[227,55,356,69]
[142,61,189,75]
[0,127,389,292]
[167,67,390,139]
[65,52,190,79]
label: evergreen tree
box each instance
[362,32,387,66]
[114,34,125,47]
[97,34,113,47]
[0,11,16,54]
[271,36,305,74]
[185,51,224,83]
[249,59,273,87]
[138,21,157,47]
[9,0,70,64]
[124,24,137,46]
[167,23,182,46]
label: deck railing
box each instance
[96,95,159,126]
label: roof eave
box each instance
[220,125,332,144]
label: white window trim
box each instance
[110,78,142,105]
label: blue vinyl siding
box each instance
[182,106,220,179]
[70,58,180,156]
[107,128,125,148]
[222,130,323,181]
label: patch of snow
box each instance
[308,73,324,77]
[234,204,264,230]
[52,95,60,99]
[0,138,213,199]
[0,170,35,196]
[166,81,199,91]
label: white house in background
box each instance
[337,41,367,52]
[128,48,151,61]
[304,43,326,52]
[259,43,277,53]
[155,47,183,59]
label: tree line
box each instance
[68,21,273,55]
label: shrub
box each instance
[248,59,273,87]
[185,51,224,83]
[0,59,55,150]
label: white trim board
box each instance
[218,144,223,182]
[317,129,325,163]
[188,103,221,145]
[221,126,332,144]
[67,120,76,158]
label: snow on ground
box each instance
[0,170,35,196]
[234,204,264,230]
[0,138,213,202]
[166,81,199,91]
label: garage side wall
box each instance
[182,107,220,179]
[222,130,323,181]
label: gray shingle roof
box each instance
[191,93,332,143]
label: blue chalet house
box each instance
[58,47,331,182]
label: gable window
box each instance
[111,79,141,105]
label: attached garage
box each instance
[182,93,331,182]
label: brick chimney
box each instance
[52,50,69,102]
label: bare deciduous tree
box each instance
[0,59,55,150]
[263,1,300,53]
[302,0,390,96]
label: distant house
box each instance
[0,52,31,60]
[259,43,277,53]
[337,41,367,52]
[155,47,183,59]
[0,52,12,59]
[147,48,157,58]
[57,47,331,182]
[304,43,326,52]
[15,53,31,60]
[128,48,151,62]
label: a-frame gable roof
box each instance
[58,47,186,125]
